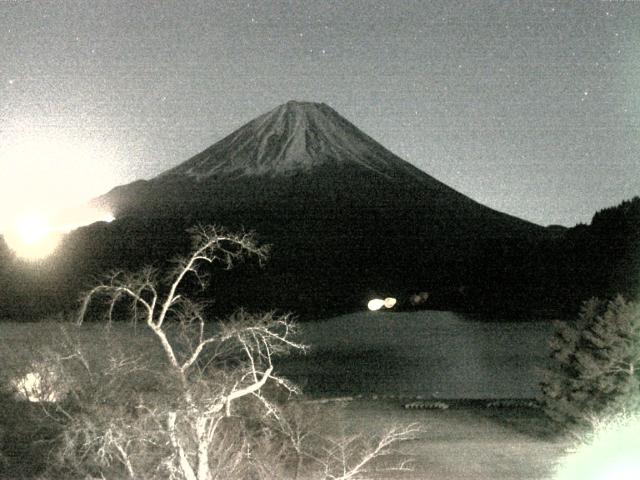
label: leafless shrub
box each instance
[311,424,420,480]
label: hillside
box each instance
[77,101,550,316]
[93,101,540,235]
[1,102,579,318]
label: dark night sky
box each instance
[1,0,639,229]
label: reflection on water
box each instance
[276,310,553,399]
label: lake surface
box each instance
[276,310,554,399]
[0,310,555,399]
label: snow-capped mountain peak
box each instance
[158,100,425,181]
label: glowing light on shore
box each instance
[368,297,398,311]
[368,298,385,311]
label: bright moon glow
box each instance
[0,132,118,259]
[16,214,50,245]
[555,413,640,480]
[3,207,114,260]
[4,213,61,260]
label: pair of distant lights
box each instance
[367,297,397,311]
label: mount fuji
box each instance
[94,101,540,236]
[14,101,554,318]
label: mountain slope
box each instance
[95,102,539,231]
[159,100,426,180]
[79,101,549,317]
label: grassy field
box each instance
[311,398,569,480]
[0,386,570,480]
[0,320,163,386]
[0,315,567,479]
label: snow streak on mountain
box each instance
[158,100,428,181]
[97,100,539,233]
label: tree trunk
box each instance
[196,417,212,480]
[167,412,198,480]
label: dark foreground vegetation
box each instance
[1,221,639,478]
[538,296,640,480]
[541,296,640,430]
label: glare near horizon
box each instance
[0,135,117,259]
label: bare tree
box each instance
[317,425,418,480]
[268,403,419,480]
[72,225,305,480]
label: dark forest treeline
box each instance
[458,196,639,318]
[1,196,638,321]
